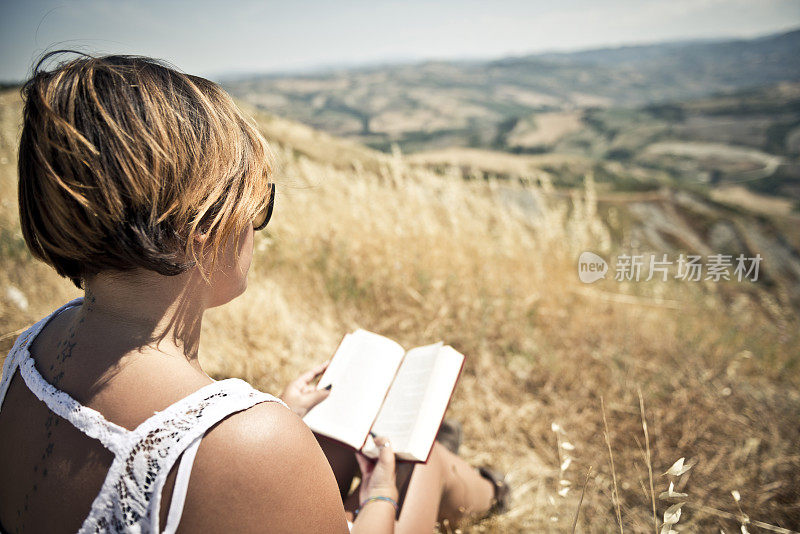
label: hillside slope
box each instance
[1,90,799,532]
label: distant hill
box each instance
[223,28,800,153]
[500,82,800,200]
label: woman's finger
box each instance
[309,387,332,407]
[355,451,375,478]
[312,359,330,374]
[298,360,330,383]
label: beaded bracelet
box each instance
[354,496,399,517]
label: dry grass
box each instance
[1,89,799,532]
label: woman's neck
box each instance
[80,268,209,369]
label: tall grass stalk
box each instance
[602,397,624,534]
[638,388,657,534]
[571,466,593,534]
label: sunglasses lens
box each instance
[253,184,275,231]
[253,210,268,230]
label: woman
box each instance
[0,52,505,533]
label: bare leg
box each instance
[338,442,495,532]
[395,443,495,533]
[317,435,496,531]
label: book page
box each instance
[303,330,405,449]
[368,342,443,457]
[406,345,464,461]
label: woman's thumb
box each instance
[373,436,395,472]
[312,386,332,404]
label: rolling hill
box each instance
[222,28,800,154]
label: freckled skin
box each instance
[15,292,96,531]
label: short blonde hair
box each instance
[18,51,273,288]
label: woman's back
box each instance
[0,298,293,533]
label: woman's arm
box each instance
[176,401,350,533]
[350,437,398,534]
[279,362,400,533]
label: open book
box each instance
[303,330,465,463]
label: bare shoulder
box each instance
[177,400,349,534]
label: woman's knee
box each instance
[404,442,450,496]
[425,442,450,481]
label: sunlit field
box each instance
[1,89,798,532]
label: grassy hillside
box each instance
[223,29,800,225]
[1,89,799,532]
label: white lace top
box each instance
[0,298,288,533]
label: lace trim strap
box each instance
[0,298,83,412]
[162,435,202,534]
[144,380,288,532]
[2,297,130,455]
[0,333,25,411]
[76,379,287,533]
[18,354,130,455]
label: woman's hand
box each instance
[352,437,397,532]
[356,436,398,503]
[280,361,332,417]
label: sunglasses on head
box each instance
[253,183,275,231]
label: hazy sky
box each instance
[1,0,799,81]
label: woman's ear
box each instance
[193,221,213,245]
[192,228,212,261]
[194,230,210,244]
